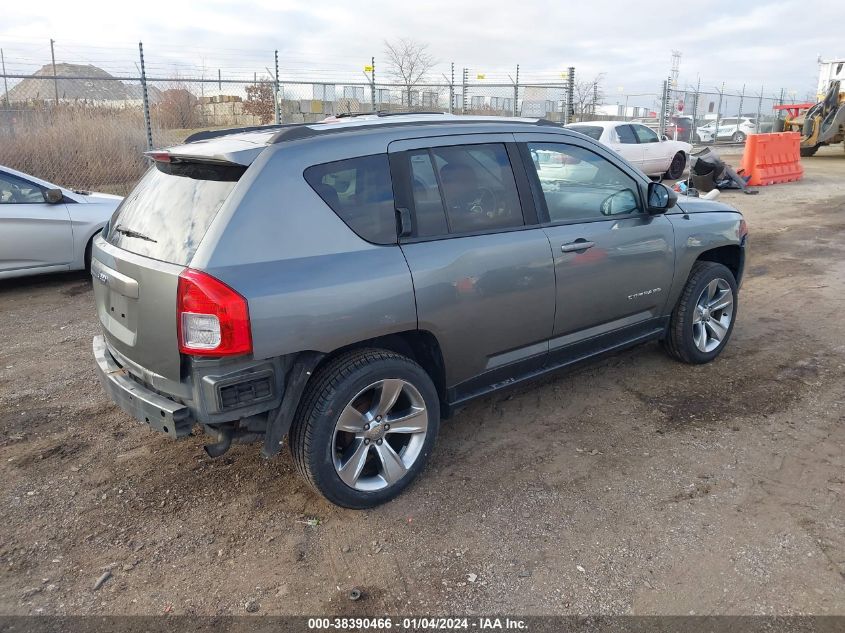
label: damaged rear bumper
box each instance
[93,335,194,438]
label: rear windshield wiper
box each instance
[113,225,157,243]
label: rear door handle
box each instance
[561,240,595,253]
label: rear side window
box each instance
[106,163,239,265]
[304,154,396,245]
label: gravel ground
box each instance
[1,146,844,616]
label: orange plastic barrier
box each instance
[739,132,804,186]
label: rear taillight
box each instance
[177,269,251,357]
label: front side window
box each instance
[527,142,642,223]
[409,143,524,237]
[304,154,396,245]
[0,172,46,204]
[632,124,659,143]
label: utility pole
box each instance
[1,49,10,107]
[274,50,281,124]
[49,38,59,105]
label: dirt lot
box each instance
[1,147,844,617]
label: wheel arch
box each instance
[308,330,448,411]
[696,244,744,284]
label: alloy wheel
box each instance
[692,278,734,353]
[332,379,429,492]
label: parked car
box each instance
[565,120,692,179]
[696,117,758,143]
[0,166,122,279]
[91,114,746,508]
[631,116,696,143]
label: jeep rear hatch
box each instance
[92,150,253,383]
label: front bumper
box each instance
[93,335,194,438]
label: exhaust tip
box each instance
[203,426,233,458]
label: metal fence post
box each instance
[449,63,454,114]
[274,50,281,125]
[692,77,701,137]
[715,82,724,143]
[566,67,575,124]
[513,64,519,117]
[462,68,468,114]
[50,39,59,105]
[756,85,763,128]
[370,56,376,113]
[658,78,668,138]
[1,48,10,108]
[737,83,745,123]
[138,41,153,151]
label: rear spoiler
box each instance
[144,151,247,181]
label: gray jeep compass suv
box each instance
[91,113,747,508]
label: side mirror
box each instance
[647,181,677,214]
[43,188,63,204]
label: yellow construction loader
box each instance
[776,59,845,157]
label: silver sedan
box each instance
[0,166,122,279]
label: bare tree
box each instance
[383,38,437,110]
[573,73,605,121]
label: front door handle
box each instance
[561,240,595,253]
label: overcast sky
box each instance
[2,0,841,103]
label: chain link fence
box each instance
[0,69,574,194]
[656,80,789,144]
[0,38,797,196]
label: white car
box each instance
[0,166,122,280]
[564,121,691,179]
[696,117,758,143]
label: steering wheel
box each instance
[468,187,498,217]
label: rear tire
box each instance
[663,262,738,364]
[289,348,440,509]
[732,131,746,143]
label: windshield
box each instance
[106,164,239,265]
[568,125,603,141]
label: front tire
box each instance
[289,349,440,508]
[663,262,738,364]
[664,151,686,180]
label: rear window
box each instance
[106,163,240,264]
[568,125,603,141]
[304,154,396,245]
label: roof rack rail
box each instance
[184,123,303,143]
[268,116,569,145]
[331,110,446,119]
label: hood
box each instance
[674,195,739,215]
[73,190,124,203]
